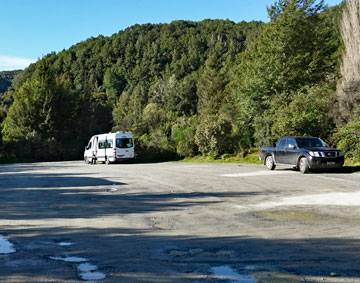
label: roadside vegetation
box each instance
[1,0,359,166]
[181,149,262,164]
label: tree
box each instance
[337,0,360,124]
[232,0,337,145]
[3,62,74,142]
[271,85,336,139]
[103,66,126,106]
[197,55,228,115]
[171,116,198,157]
[194,114,233,156]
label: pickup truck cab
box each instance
[260,136,344,173]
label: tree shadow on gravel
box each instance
[2,226,360,282]
[0,169,262,220]
[0,187,260,220]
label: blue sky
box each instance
[0,0,343,71]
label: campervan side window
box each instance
[98,140,113,149]
[116,138,133,148]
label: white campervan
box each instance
[84,131,134,164]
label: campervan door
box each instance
[84,135,98,164]
[114,132,134,161]
[96,133,115,163]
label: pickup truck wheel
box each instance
[265,155,276,170]
[299,157,309,174]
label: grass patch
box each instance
[179,149,263,164]
[254,210,360,225]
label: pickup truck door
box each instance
[283,138,298,165]
[274,138,287,163]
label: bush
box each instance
[171,117,198,157]
[333,117,360,163]
[194,115,232,156]
[271,86,336,141]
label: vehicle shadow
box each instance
[339,166,360,174]
[269,165,360,174]
[313,166,360,174]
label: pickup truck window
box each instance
[296,137,326,148]
[287,138,296,148]
[277,138,286,149]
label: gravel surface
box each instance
[0,161,360,282]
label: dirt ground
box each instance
[1,161,360,282]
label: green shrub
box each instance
[333,117,360,163]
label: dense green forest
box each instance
[0,70,21,106]
[0,70,21,94]
[2,0,359,163]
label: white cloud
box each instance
[0,55,37,71]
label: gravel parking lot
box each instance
[1,161,360,282]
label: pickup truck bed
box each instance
[259,136,344,173]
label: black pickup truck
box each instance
[259,136,344,173]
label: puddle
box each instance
[58,242,73,246]
[50,256,87,262]
[0,235,16,254]
[78,263,97,272]
[80,271,106,281]
[211,266,256,283]
[78,263,106,281]
[50,256,105,281]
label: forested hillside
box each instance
[0,70,21,106]
[1,0,354,162]
[0,71,21,94]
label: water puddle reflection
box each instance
[50,256,105,281]
[211,266,256,283]
[50,256,87,262]
[0,235,15,254]
[78,263,106,281]
[58,242,73,246]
